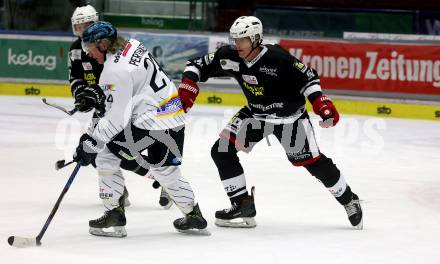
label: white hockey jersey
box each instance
[89,39,185,144]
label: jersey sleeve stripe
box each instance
[183,65,201,79]
[300,80,320,94]
[303,84,322,97]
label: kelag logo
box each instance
[25,87,41,95]
[377,106,392,115]
[8,48,56,70]
[208,96,222,104]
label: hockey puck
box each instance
[7,236,14,246]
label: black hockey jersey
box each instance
[68,38,103,96]
[183,44,323,122]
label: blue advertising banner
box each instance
[121,31,209,79]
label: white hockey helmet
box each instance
[229,16,263,45]
[71,5,99,36]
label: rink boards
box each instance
[0,82,439,121]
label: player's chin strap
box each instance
[244,40,263,61]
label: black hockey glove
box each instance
[74,84,106,114]
[71,81,87,99]
[73,134,104,166]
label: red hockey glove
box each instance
[312,95,340,128]
[178,78,199,113]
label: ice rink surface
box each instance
[0,96,439,264]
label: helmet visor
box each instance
[81,40,94,54]
[229,36,252,49]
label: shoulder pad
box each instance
[69,38,82,50]
[216,45,238,58]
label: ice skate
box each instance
[344,193,363,230]
[122,186,131,207]
[173,204,210,236]
[215,186,257,228]
[89,205,127,238]
[159,187,172,209]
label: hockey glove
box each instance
[71,81,87,99]
[178,78,199,113]
[74,84,106,114]
[312,95,340,128]
[73,134,104,166]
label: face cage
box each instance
[72,16,97,36]
[72,22,91,37]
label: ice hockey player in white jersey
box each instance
[70,4,172,210]
[73,21,209,237]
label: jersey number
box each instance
[144,53,171,92]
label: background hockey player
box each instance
[73,21,209,237]
[178,16,363,229]
[69,4,172,209]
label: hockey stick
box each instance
[55,159,75,170]
[7,161,83,248]
[42,98,78,116]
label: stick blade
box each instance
[7,236,39,248]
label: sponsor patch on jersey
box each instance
[102,84,115,91]
[294,61,307,73]
[242,74,258,85]
[69,49,82,61]
[82,62,93,71]
[157,96,183,117]
[259,65,277,76]
[242,82,264,96]
[306,69,315,80]
[204,52,215,65]
[114,51,122,63]
[220,59,240,72]
[84,72,97,85]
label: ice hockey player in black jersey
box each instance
[69,5,102,109]
[69,5,171,209]
[178,16,363,229]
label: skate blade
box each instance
[89,226,127,238]
[354,219,363,230]
[176,228,211,236]
[215,217,257,228]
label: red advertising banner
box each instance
[279,39,440,95]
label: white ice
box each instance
[0,96,439,264]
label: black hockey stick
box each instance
[42,98,78,116]
[55,159,75,170]
[7,161,83,248]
